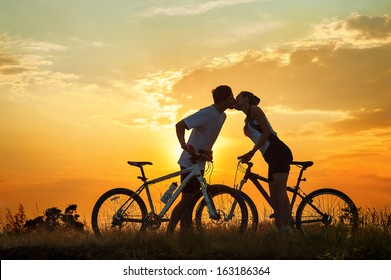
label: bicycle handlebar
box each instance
[189,150,213,163]
[237,158,254,167]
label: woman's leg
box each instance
[269,173,292,230]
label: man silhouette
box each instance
[167,85,235,234]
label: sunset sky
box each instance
[1,0,390,223]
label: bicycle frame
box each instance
[220,160,358,231]
[233,161,310,214]
[126,162,211,220]
[236,162,271,205]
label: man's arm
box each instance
[176,120,188,147]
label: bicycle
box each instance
[91,151,248,235]
[195,159,358,232]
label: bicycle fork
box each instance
[202,189,220,220]
[199,178,220,220]
[226,178,247,221]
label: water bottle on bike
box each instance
[161,182,178,204]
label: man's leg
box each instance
[167,193,194,234]
[167,167,199,234]
[179,193,195,233]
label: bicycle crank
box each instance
[112,212,126,228]
[145,213,162,230]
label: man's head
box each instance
[212,85,235,110]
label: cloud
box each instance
[294,13,391,49]
[0,55,19,67]
[329,108,391,134]
[0,33,184,131]
[3,13,389,137]
[0,34,113,99]
[136,0,261,18]
[0,34,66,79]
[0,66,29,75]
[0,33,106,77]
[127,69,184,129]
[162,13,391,136]
[0,36,154,148]
[346,13,391,39]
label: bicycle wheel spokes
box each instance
[296,188,358,231]
[198,194,242,230]
[91,188,147,235]
[194,185,248,233]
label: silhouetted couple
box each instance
[168,85,293,234]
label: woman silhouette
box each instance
[235,91,293,231]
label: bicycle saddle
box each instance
[127,161,153,167]
[291,161,314,168]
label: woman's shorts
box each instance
[263,139,293,181]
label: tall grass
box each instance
[358,207,391,232]
[1,208,390,260]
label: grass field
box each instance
[1,207,390,260]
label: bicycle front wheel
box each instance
[193,184,248,234]
[295,188,358,232]
[91,188,148,235]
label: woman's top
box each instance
[244,117,279,155]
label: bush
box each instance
[1,204,85,233]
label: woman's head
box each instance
[235,91,260,111]
[236,91,261,135]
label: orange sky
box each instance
[1,1,391,225]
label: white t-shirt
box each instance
[178,105,226,170]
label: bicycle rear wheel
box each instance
[193,184,249,234]
[91,188,148,235]
[295,188,358,232]
[236,190,258,232]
